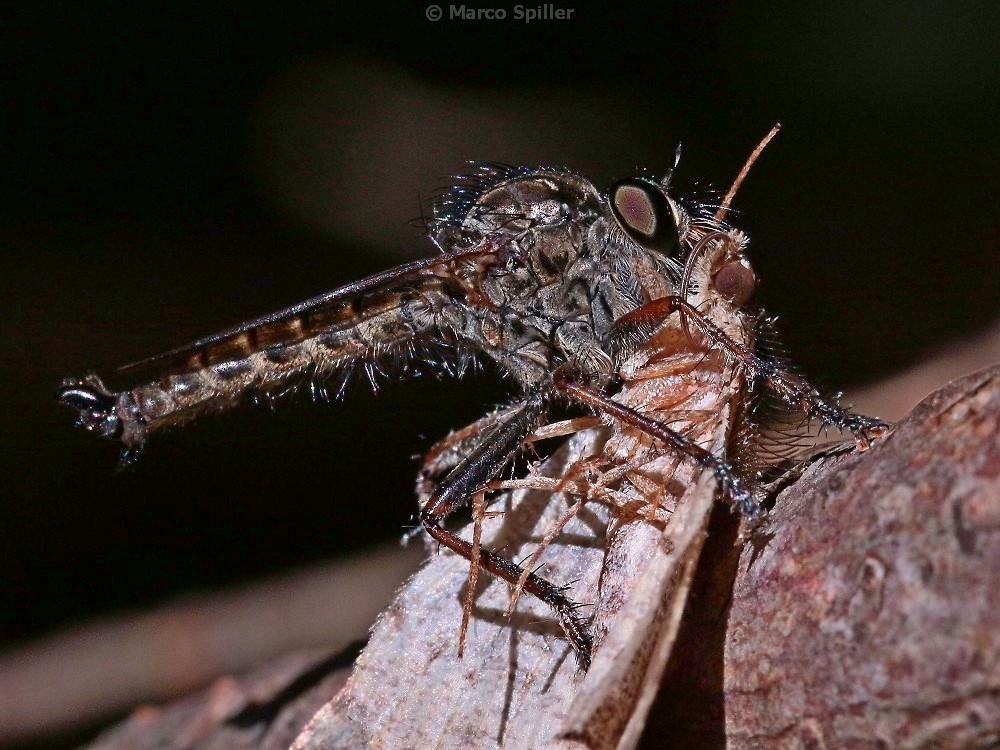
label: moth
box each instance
[57,126,887,677]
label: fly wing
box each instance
[57,248,488,450]
[116,252,473,379]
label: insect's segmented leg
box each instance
[419,390,594,668]
[613,296,890,447]
[553,369,763,519]
[416,407,520,509]
[404,409,516,549]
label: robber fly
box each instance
[57,128,887,668]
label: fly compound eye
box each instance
[609,179,681,256]
[713,261,756,307]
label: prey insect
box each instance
[57,126,887,669]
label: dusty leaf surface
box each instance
[302,339,743,750]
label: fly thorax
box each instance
[554,319,615,381]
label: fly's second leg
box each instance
[419,390,595,668]
[415,406,521,511]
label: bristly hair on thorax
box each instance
[430,163,542,228]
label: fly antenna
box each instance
[715,123,782,222]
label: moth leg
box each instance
[419,390,594,668]
[502,449,665,610]
[553,369,763,519]
[612,296,890,448]
[460,489,488,657]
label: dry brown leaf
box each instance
[299,326,747,749]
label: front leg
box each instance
[611,296,890,448]
[553,369,763,520]
[405,407,519,552]
[419,390,595,668]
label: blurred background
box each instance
[1,3,997,747]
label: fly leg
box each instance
[416,406,523,510]
[419,390,594,668]
[402,408,513,552]
[405,407,520,552]
[552,369,763,520]
[612,297,890,448]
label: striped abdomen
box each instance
[59,284,452,450]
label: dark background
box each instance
[1,2,997,745]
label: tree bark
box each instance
[722,365,1000,749]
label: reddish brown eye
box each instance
[609,178,680,256]
[713,261,756,306]
[614,183,657,236]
